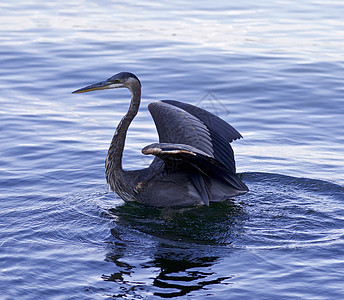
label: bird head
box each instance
[72,72,141,94]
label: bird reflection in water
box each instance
[101,201,245,297]
[150,251,232,298]
[103,243,233,298]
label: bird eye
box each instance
[114,79,120,83]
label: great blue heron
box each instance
[73,72,248,207]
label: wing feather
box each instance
[148,101,214,156]
[149,100,241,173]
[162,100,242,142]
[142,142,248,194]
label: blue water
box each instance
[1,1,344,299]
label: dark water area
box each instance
[1,1,344,299]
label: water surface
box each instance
[1,1,344,299]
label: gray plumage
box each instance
[73,72,248,207]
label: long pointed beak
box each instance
[72,80,115,94]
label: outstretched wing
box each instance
[148,100,242,173]
[162,100,242,143]
[142,142,248,205]
[148,101,214,156]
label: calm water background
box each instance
[1,0,344,299]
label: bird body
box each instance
[73,72,248,207]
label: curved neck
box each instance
[106,82,141,174]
